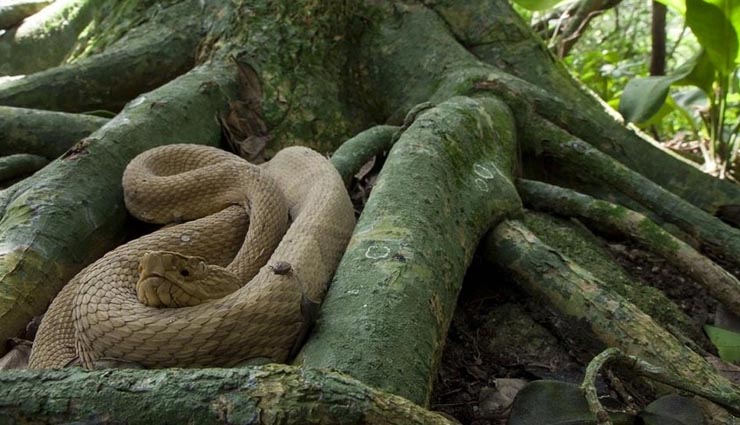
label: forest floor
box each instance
[429,235,740,424]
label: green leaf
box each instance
[638,97,675,127]
[686,0,740,74]
[656,0,687,14]
[704,324,740,362]
[619,53,708,124]
[509,380,635,425]
[638,395,705,425]
[678,50,717,93]
[620,76,681,123]
[512,0,570,11]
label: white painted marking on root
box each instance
[365,245,391,259]
[473,163,494,179]
[475,178,489,192]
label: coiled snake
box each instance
[29,145,355,368]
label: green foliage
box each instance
[704,324,740,362]
[562,0,654,106]
[684,0,740,74]
[621,0,740,177]
[513,0,570,11]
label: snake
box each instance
[28,144,355,368]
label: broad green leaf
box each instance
[512,0,570,11]
[686,0,740,74]
[705,324,740,362]
[678,50,717,93]
[639,395,705,425]
[638,97,675,127]
[620,53,707,124]
[509,380,635,425]
[656,0,687,14]
[620,76,682,123]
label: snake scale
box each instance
[29,145,355,368]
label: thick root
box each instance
[486,219,740,411]
[518,178,740,317]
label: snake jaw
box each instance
[136,251,208,308]
[136,251,240,308]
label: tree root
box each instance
[0,106,108,159]
[521,116,740,270]
[0,1,201,112]
[0,0,100,76]
[583,347,740,418]
[330,124,399,184]
[429,0,740,213]
[0,0,52,29]
[520,210,705,348]
[0,364,456,424]
[518,179,740,317]
[486,219,740,412]
[0,154,47,183]
[299,95,521,405]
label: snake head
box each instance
[137,251,235,308]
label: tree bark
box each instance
[300,95,521,406]
[0,0,100,76]
[0,1,201,113]
[0,364,456,424]
[0,0,52,29]
[0,106,108,159]
[650,1,667,76]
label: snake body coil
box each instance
[29,145,355,368]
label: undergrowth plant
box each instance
[619,0,740,178]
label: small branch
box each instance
[518,179,740,316]
[330,124,399,184]
[582,349,614,424]
[555,0,623,58]
[584,347,740,416]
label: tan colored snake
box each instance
[29,145,355,368]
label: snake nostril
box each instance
[180,269,190,277]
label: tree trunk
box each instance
[1,0,739,423]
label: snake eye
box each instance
[180,269,190,277]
